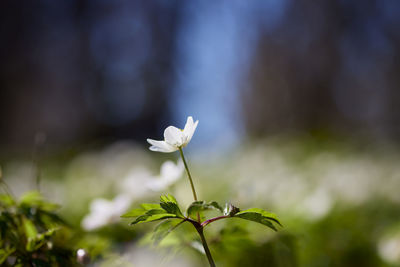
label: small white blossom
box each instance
[147,116,198,153]
[146,160,184,191]
[378,235,400,264]
[81,194,132,231]
[118,167,154,199]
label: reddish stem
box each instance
[201,215,230,227]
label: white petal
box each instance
[183,116,194,133]
[147,139,177,152]
[164,126,184,147]
[183,117,198,145]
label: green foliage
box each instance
[159,195,184,218]
[234,208,282,231]
[0,194,15,206]
[186,201,223,219]
[123,192,283,264]
[121,203,163,218]
[0,191,77,266]
[122,194,185,226]
[131,212,178,225]
[19,191,59,212]
[298,200,400,267]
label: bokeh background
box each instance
[1,1,400,266]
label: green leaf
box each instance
[121,203,164,218]
[141,203,162,210]
[123,194,183,225]
[234,208,282,231]
[152,219,186,244]
[19,191,59,211]
[160,194,178,204]
[38,227,57,239]
[121,208,146,218]
[23,217,40,252]
[26,228,57,252]
[131,213,177,225]
[159,195,184,218]
[208,201,224,212]
[236,208,281,226]
[187,201,223,218]
[39,210,67,228]
[0,194,15,207]
[23,217,38,239]
[129,206,177,225]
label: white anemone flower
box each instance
[146,160,184,191]
[119,167,154,199]
[147,116,199,153]
[81,194,132,231]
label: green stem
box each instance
[179,150,215,266]
[196,228,216,267]
[179,147,198,201]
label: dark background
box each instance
[1,0,400,155]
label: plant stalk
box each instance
[179,147,201,223]
[202,215,230,227]
[179,148,215,266]
[179,147,198,201]
[196,227,216,267]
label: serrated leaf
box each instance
[131,213,177,225]
[160,194,178,204]
[160,202,184,218]
[152,219,185,244]
[187,201,223,218]
[122,203,164,218]
[123,195,183,225]
[128,207,176,225]
[234,208,282,231]
[236,208,282,226]
[160,195,184,218]
[121,208,149,218]
[141,203,161,210]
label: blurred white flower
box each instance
[147,116,198,153]
[81,194,132,231]
[298,188,333,220]
[146,160,184,191]
[378,234,400,265]
[115,244,190,267]
[118,167,155,200]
